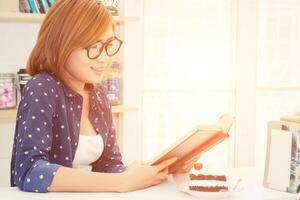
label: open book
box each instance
[147,114,234,173]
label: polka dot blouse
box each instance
[10,72,126,193]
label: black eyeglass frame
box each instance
[84,36,123,59]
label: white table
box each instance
[0,168,299,200]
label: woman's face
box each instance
[64,26,115,90]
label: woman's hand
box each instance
[119,157,177,192]
[172,156,201,174]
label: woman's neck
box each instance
[64,73,91,97]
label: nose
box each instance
[95,50,109,63]
[95,53,114,69]
[95,60,105,65]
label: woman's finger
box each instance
[153,157,177,172]
[150,180,162,187]
[184,156,200,165]
[174,166,189,174]
[156,172,168,180]
[161,167,168,174]
[185,161,197,171]
[174,161,202,174]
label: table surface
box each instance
[0,168,299,200]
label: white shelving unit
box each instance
[0,106,137,124]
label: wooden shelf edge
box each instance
[112,105,138,113]
[280,116,300,124]
[114,16,139,24]
[0,105,137,124]
[0,109,17,124]
[0,12,138,24]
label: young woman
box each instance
[10,0,196,193]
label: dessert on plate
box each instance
[188,163,229,192]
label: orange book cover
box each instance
[147,114,234,173]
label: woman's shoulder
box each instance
[23,71,61,97]
[25,72,58,90]
[19,72,60,112]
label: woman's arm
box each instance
[48,157,178,192]
[11,74,60,192]
[48,166,123,192]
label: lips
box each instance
[90,67,104,75]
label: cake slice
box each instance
[188,163,229,192]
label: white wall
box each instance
[235,0,300,173]
[234,0,257,167]
[118,0,143,165]
[0,23,40,73]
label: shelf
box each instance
[280,116,300,124]
[0,105,137,124]
[111,105,137,114]
[0,12,138,24]
[0,109,17,124]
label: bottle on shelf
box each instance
[17,68,31,95]
[102,62,121,105]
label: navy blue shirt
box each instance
[10,72,126,193]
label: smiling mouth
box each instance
[90,67,104,73]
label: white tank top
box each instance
[72,134,104,171]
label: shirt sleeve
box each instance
[12,76,60,193]
[92,85,127,173]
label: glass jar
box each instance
[0,73,17,109]
[102,62,121,105]
[100,0,118,16]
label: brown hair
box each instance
[26,0,115,84]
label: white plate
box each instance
[178,181,243,199]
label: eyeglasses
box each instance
[85,36,123,59]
